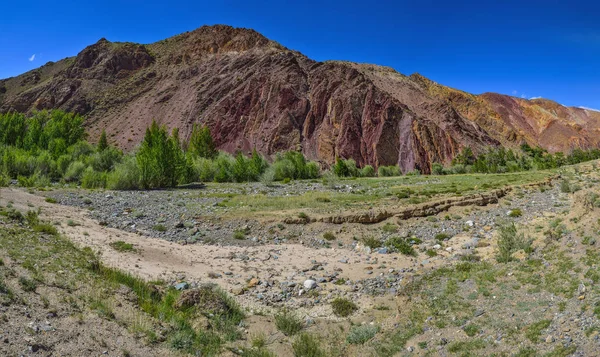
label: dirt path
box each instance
[3,187,467,317]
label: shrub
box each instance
[385,236,417,256]
[323,231,336,241]
[152,224,167,232]
[107,156,140,190]
[109,241,136,252]
[275,309,304,336]
[560,179,571,193]
[378,165,402,177]
[64,161,87,182]
[362,236,381,249]
[360,165,375,177]
[346,324,379,344]
[496,222,532,263]
[292,333,324,357]
[431,162,444,175]
[508,208,523,217]
[331,298,358,317]
[81,168,107,189]
[89,146,122,172]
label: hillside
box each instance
[1,24,599,173]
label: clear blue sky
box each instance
[1,0,598,109]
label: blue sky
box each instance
[1,0,599,109]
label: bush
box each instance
[378,165,401,177]
[89,146,122,172]
[323,231,336,241]
[64,161,87,182]
[385,236,417,256]
[431,162,444,175]
[346,324,379,344]
[496,222,532,263]
[331,298,358,317]
[360,165,375,177]
[81,168,107,189]
[107,156,140,190]
[560,179,571,193]
[272,152,320,181]
[275,309,304,336]
[292,333,324,357]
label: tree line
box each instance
[1,110,599,190]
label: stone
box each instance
[303,279,317,290]
[174,282,189,291]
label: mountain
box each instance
[1,25,599,173]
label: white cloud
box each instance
[579,106,600,112]
[520,94,527,99]
[529,96,542,100]
[28,54,35,62]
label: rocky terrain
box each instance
[2,25,600,173]
[2,162,600,356]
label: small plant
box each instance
[508,208,523,217]
[346,324,379,344]
[362,236,381,249]
[434,233,450,241]
[66,219,79,227]
[292,333,325,357]
[544,219,567,240]
[385,236,417,256]
[524,319,551,342]
[19,276,37,292]
[381,223,398,233]
[463,324,479,337]
[233,230,247,240]
[33,223,58,236]
[323,231,336,241]
[275,308,304,336]
[331,297,358,317]
[560,179,571,193]
[45,197,57,204]
[109,241,136,253]
[496,222,532,263]
[152,224,167,232]
[425,249,437,257]
[298,212,309,220]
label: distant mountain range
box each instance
[1,25,599,173]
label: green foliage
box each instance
[378,165,402,177]
[496,222,532,263]
[189,124,217,159]
[81,167,108,189]
[275,309,304,336]
[346,324,379,344]
[97,129,108,152]
[292,333,325,357]
[431,162,444,175]
[322,231,336,241]
[137,122,186,189]
[109,241,136,252]
[107,156,141,190]
[271,151,320,181]
[385,236,417,256]
[524,319,551,342]
[331,297,358,317]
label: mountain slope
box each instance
[1,25,598,173]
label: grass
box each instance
[525,319,552,342]
[152,224,167,232]
[275,308,304,336]
[331,298,358,317]
[109,241,136,253]
[45,197,57,203]
[509,208,523,217]
[0,206,244,356]
[434,233,450,241]
[362,236,381,249]
[67,219,79,227]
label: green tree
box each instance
[137,121,182,188]
[189,124,217,159]
[97,129,108,152]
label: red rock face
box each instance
[1,25,598,173]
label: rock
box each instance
[433,244,442,250]
[174,282,189,291]
[303,279,317,290]
[465,220,474,227]
[546,335,555,343]
[247,278,259,288]
[445,247,453,252]
[377,247,389,254]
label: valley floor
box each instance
[1,163,600,356]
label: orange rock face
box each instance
[1,25,598,173]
